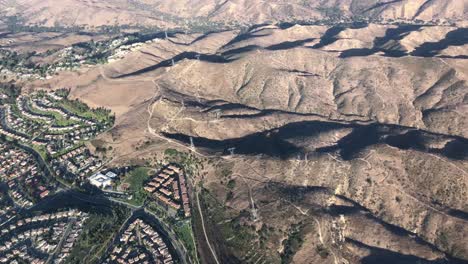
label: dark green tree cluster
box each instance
[65,206,130,264]
[6,16,84,33]
[0,82,21,103]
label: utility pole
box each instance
[190,137,195,151]
[195,87,202,103]
[213,109,221,119]
[228,147,236,156]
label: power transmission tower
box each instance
[213,109,221,119]
[228,147,236,156]
[190,137,195,150]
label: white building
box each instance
[106,171,118,179]
[89,173,112,189]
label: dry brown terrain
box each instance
[0,31,113,54]
[1,0,467,29]
[19,22,468,264]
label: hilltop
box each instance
[1,0,467,31]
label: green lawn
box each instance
[31,144,48,161]
[174,221,199,263]
[123,167,151,206]
[53,117,80,127]
[58,99,112,123]
[51,143,84,159]
[10,104,48,126]
[26,95,112,126]
[25,102,79,127]
[126,167,150,190]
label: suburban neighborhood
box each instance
[144,165,191,218]
[0,209,87,264]
[104,217,175,264]
[0,85,197,264]
[0,141,55,208]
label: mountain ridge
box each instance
[1,0,467,30]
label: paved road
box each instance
[46,217,76,264]
[69,193,190,264]
[195,188,220,264]
[97,212,134,263]
[107,197,141,210]
[1,116,192,263]
[142,208,190,264]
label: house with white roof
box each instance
[89,173,113,189]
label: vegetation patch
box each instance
[174,220,198,263]
[281,222,307,263]
[58,98,114,124]
[0,82,21,104]
[315,244,330,259]
[66,206,130,264]
[201,189,257,259]
[164,148,203,177]
[122,167,150,206]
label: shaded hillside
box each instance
[23,20,468,264]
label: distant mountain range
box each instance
[1,0,467,29]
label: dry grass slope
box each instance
[20,18,468,264]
